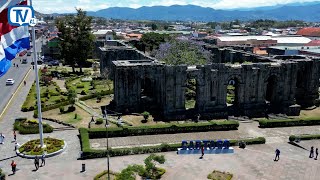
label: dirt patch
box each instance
[207,170,233,180]
[299,107,320,118]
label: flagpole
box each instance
[29,0,44,148]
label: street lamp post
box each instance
[105,109,110,180]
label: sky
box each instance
[2,0,320,13]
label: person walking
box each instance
[315,148,319,160]
[14,142,20,151]
[13,131,16,142]
[34,156,39,170]
[0,133,5,144]
[24,80,26,86]
[41,152,46,167]
[201,145,204,158]
[11,160,17,174]
[310,146,314,158]
[274,149,280,161]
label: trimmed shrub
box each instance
[259,117,320,128]
[87,120,239,139]
[14,118,53,134]
[59,106,65,113]
[80,90,88,95]
[76,83,85,88]
[95,118,103,125]
[289,134,320,142]
[67,106,76,112]
[79,128,265,159]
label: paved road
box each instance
[0,38,44,116]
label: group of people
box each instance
[1,131,47,174]
[10,153,46,174]
[274,146,320,162]
[12,63,19,68]
[309,146,319,160]
[34,154,46,171]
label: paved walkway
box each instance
[0,69,80,180]
[90,121,320,149]
[1,140,320,180]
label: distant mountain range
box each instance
[86,3,320,22]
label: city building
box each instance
[296,27,320,40]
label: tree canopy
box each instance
[154,40,212,65]
[56,9,95,73]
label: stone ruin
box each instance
[99,41,320,120]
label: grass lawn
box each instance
[298,107,320,119]
[68,77,113,95]
[43,107,92,128]
[121,115,168,126]
[84,95,113,109]
[23,82,68,110]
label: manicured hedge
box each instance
[289,134,320,142]
[94,170,118,180]
[85,120,239,139]
[78,89,113,101]
[14,118,53,134]
[259,117,320,128]
[79,128,266,159]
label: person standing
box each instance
[310,146,314,158]
[0,133,5,144]
[315,148,319,160]
[41,152,46,167]
[34,156,39,170]
[274,149,280,161]
[201,146,204,157]
[13,131,16,142]
[11,160,17,174]
[14,142,20,151]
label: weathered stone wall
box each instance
[107,41,320,120]
[113,58,319,120]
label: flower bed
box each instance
[18,137,64,155]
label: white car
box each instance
[6,79,14,85]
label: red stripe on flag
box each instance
[0,0,28,37]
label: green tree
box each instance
[151,23,158,30]
[67,87,77,106]
[144,154,166,179]
[56,9,95,73]
[139,32,170,52]
[116,154,165,180]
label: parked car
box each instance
[31,60,43,65]
[48,60,59,66]
[27,51,32,56]
[22,59,28,64]
[6,79,14,85]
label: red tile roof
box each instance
[296,27,320,37]
[305,40,320,46]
